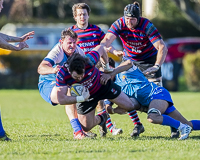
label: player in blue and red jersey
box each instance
[100,1,180,138]
[69,3,125,137]
[55,45,141,133]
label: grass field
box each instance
[0,90,200,160]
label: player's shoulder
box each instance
[75,46,85,56]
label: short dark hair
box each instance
[61,28,77,40]
[72,3,91,18]
[66,53,89,75]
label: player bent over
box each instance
[38,28,112,139]
[55,45,140,134]
[100,60,200,140]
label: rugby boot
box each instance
[0,133,11,141]
[131,124,145,137]
[178,124,192,140]
[84,131,97,138]
[171,127,180,138]
[112,127,123,136]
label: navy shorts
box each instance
[76,80,121,115]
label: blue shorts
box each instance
[129,83,173,107]
[38,80,57,106]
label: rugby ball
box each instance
[70,83,84,96]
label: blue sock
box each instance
[0,112,5,137]
[162,114,180,129]
[70,118,82,133]
[191,120,200,130]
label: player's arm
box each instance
[0,35,29,51]
[37,60,61,75]
[100,33,116,47]
[111,60,133,77]
[52,86,77,105]
[143,39,168,75]
[153,39,168,67]
[100,60,132,85]
[0,31,34,42]
[54,85,90,105]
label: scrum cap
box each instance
[124,4,140,20]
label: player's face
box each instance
[75,9,89,27]
[125,16,138,29]
[61,35,77,56]
[71,70,85,82]
[0,0,4,13]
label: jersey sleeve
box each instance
[85,50,100,66]
[99,28,105,42]
[44,43,63,66]
[108,17,123,37]
[56,67,67,87]
[145,20,162,44]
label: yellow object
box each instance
[0,48,12,55]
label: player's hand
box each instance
[143,66,159,75]
[21,31,35,42]
[113,50,123,57]
[16,42,29,50]
[76,87,91,103]
[100,73,112,85]
[53,65,61,73]
[82,87,90,101]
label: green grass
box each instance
[0,90,200,160]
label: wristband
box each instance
[76,96,85,103]
[153,64,160,70]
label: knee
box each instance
[147,114,157,123]
[147,108,162,124]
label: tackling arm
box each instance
[51,86,77,105]
[37,60,61,75]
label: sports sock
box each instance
[162,114,180,129]
[127,110,142,125]
[98,109,115,132]
[190,120,200,130]
[106,114,115,133]
[0,111,5,137]
[70,118,82,133]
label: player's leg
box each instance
[109,91,146,137]
[166,106,200,131]
[147,99,192,140]
[77,108,105,132]
[0,111,11,141]
[96,100,122,137]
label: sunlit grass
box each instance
[0,90,200,160]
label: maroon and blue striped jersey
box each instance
[56,50,102,95]
[108,17,162,61]
[70,24,105,54]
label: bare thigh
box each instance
[109,92,140,111]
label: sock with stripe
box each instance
[98,109,114,133]
[127,110,142,125]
